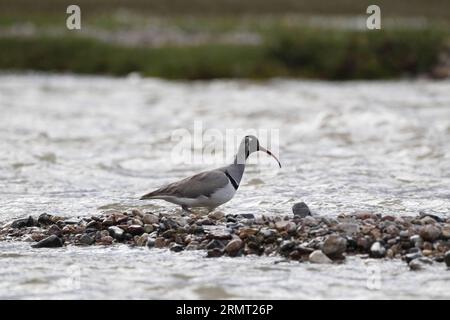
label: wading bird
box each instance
[140,135,281,212]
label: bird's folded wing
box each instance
[141,170,229,199]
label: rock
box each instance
[370,242,386,258]
[224,239,243,257]
[206,228,232,240]
[419,212,444,223]
[207,248,223,258]
[154,237,166,248]
[236,214,255,220]
[127,225,144,236]
[31,235,63,248]
[322,235,347,260]
[355,212,377,220]
[143,224,154,233]
[206,239,225,250]
[208,211,225,220]
[102,217,114,227]
[63,218,80,225]
[405,252,422,263]
[279,240,296,254]
[37,213,54,225]
[419,225,441,242]
[421,216,437,225]
[309,250,332,264]
[47,224,62,236]
[12,216,35,228]
[292,202,311,218]
[444,251,450,267]
[409,257,433,271]
[135,234,149,246]
[170,244,184,252]
[79,234,94,245]
[108,226,124,240]
[131,209,144,217]
[336,223,360,236]
[441,225,450,239]
[86,220,102,230]
[146,238,156,248]
[142,213,159,225]
[99,235,113,245]
[238,228,258,239]
[410,235,423,248]
[302,216,318,226]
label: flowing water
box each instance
[0,74,450,299]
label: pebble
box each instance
[419,225,441,242]
[170,244,184,252]
[12,216,35,229]
[370,242,386,258]
[292,202,311,218]
[302,216,318,226]
[309,250,332,264]
[441,225,450,239]
[146,238,156,248]
[79,234,94,245]
[31,235,63,248]
[336,223,360,236]
[444,251,450,267]
[142,214,159,225]
[99,235,113,245]
[208,211,225,220]
[127,225,144,236]
[405,252,422,263]
[207,248,223,258]
[48,224,62,236]
[322,235,347,260]
[224,239,243,257]
[108,226,124,240]
[409,257,433,271]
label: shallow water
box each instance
[0,74,450,299]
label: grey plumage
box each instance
[140,135,281,211]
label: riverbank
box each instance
[2,205,449,271]
[1,27,449,80]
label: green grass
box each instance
[0,28,447,80]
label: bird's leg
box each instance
[181,205,193,213]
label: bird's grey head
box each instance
[234,135,281,167]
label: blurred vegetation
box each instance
[0,0,449,79]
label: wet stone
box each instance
[322,235,347,260]
[444,251,450,267]
[336,223,360,236]
[420,225,441,242]
[309,250,332,264]
[170,243,184,252]
[292,202,311,218]
[31,235,63,248]
[108,226,124,240]
[142,214,159,225]
[225,239,243,257]
[48,224,62,236]
[405,252,423,263]
[370,242,386,258]
[207,248,223,258]
[409,257,432,271]
[12,216,35,229]
[79,234,94,245]
[127,225,144,236]
[206,239,225,250]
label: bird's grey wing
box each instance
[140,170,229,199]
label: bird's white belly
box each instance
[165,181,236,208]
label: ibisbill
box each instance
[140,135,281,212]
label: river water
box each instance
[0,74,449,299]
